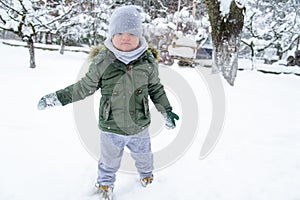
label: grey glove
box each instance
[162,111,179,129]
[38,92,62,110]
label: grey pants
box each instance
[97,129,153,186]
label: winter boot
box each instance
[140,174,154,187]
[95,183,113,200]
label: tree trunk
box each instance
[297,35,300,51]
[204,0,245,86]
[60,37,65,55]
[27,37,36,69]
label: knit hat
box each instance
[108,5,142,39]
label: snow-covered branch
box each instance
[242,0,300,60]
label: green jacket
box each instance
[56,46,172,135]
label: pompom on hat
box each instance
[108,5,143,39]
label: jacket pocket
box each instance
[142,96,149,116]
[102,99,111,121]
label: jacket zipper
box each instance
[126,64,133,71]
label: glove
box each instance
[162,111,179,129]
[37,92,62,110]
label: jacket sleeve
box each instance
[56,61,101,106]
[148,62,172,113]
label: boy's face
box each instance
[112,33,140,52]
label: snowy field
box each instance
[1,41,300,200]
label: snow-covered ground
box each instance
[1,41,300,200]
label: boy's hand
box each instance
[163,111,179,129]
[38,93,62,110]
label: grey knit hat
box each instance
[108,5,142,38]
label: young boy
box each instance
[38,5,179,200]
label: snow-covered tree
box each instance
[0,0,77,68]
[204,0,245,85]
[242,0,300,63]
[78,0,111,46]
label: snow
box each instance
[219,0,247,15]
[219,0,232,15]
[1,41,300,200]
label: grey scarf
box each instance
[104,37,148,64]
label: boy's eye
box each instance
[117,33,134,36]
